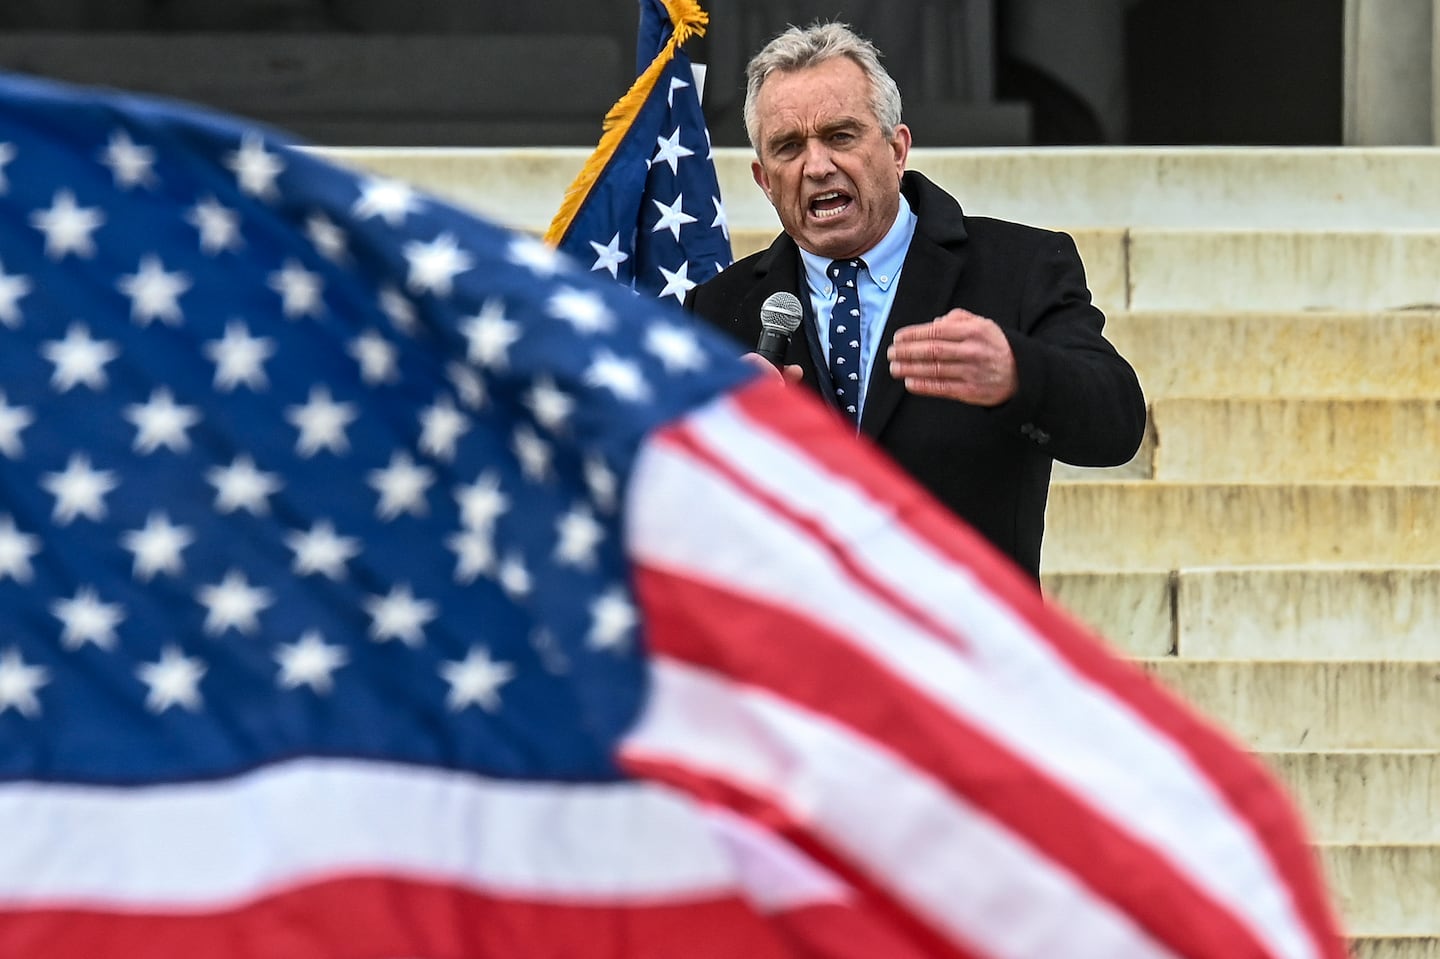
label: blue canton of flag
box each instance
[545,0,732,305]
[0,75,756,785]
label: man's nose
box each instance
[801,140,836,177]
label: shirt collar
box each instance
[800,193,916,295]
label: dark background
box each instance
[0,0,1345,147]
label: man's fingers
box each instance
[888,336,994,372]
[901,377,987,402]
[889,358,981,381]
[889,340,982,364]
[741,353,804,387]
[890,309,986,343]
[902,377,958,396]
[742,352,785,382]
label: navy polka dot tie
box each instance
[828,258,863,424]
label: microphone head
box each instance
[759,291,803,334]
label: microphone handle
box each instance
[755,328,790,368]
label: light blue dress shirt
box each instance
[800,194,919,420]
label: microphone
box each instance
[756,291,803,368]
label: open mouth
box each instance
[809,191,853,219]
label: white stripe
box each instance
[627,396,1320,959]
[625,659,1177,959]
[700,806,854,913]
[0,759,737,908]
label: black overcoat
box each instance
[684,171,1146,579]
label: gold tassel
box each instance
[543,0,710,247]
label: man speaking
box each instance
[685,21,1145,580]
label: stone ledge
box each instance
[1264,752,1440,845]
[1045,566,1440,661]
[1354,936,1440,958]
[1177,566,1440,660]
[1059,398,1440,483]
[1042,483,1440,572]
[1129,230,1440,312]
[1104,310,1440,400]
[1142,660,1440,750]
[1322,844,1440,936]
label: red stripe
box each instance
[632,564,1281,959]
[717,381,1346,956]
[0,876,800,959]
[771,899,943,959]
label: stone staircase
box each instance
[322,145,1440,956]
[1050,303,1440,956]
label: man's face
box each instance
[750,56,911,261]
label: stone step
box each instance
[1044,566,1440,661]
[1057,398,1440,483]
[1128,230,1440,312]
[1042,570,1175,657]
[1322,844,1440,937]
[1041,483,1440,572]
[1174,567,1440,661]
[1353,938,1440,959]
[319,146,1440,232]
[1142,660,1440,751]
[1104,311,1440,401]
[1261,751,1440,845]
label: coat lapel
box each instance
[741,236,841,412]
[859,173,970,439]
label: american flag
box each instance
[544,0,732,304]
[0,67,1344,959]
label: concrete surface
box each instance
[1354,937,1440,958]
[1178,567,1440,660]
[1042,483,1440,572]
[1323,843,1440,935]
[1143,399,1440,483]
[1042,566,1440,661]
[1265,751,1440,844]
[1104,311,1440,400]
[1128,230,1440,311]
[1040,570,1174,657]
[1143,660,1440,750]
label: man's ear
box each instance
[751,160,773,202]
[891,123,912,174]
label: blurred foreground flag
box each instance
[545,0,731,303]
[0,69,1345,959]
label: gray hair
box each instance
[742,21,904,152]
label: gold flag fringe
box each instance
[542,0,709,247]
